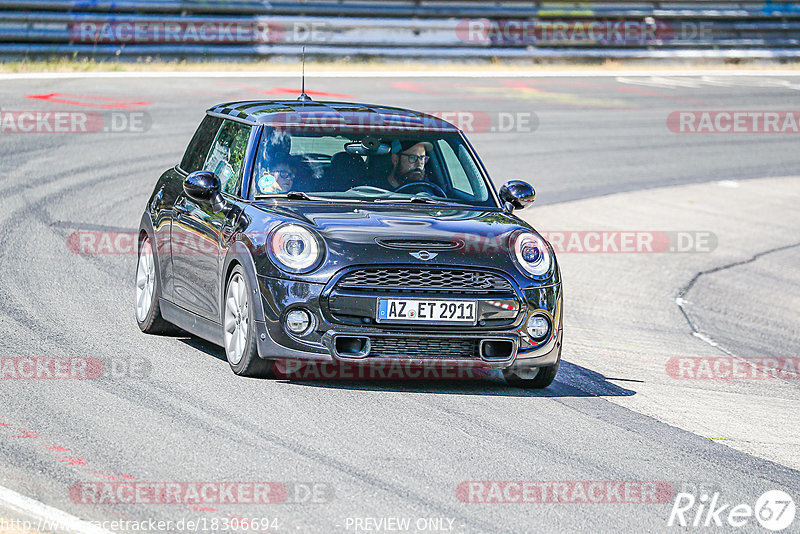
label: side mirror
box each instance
[184,170,225,212]
[499,180,536,211]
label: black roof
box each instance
[207,100,459,132]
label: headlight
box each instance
[269,224,323,273]
[512,232,552,277]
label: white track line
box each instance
[0,484,113,534]
[1,69,800,80]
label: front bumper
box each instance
[254,272,562,371]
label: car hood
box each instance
[246,202,542,283]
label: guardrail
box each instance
[1,1,799,60]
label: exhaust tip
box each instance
[334,336,370,359]
[480,339,515,361]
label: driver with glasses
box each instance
[385,140,434,191]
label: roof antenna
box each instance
[297,46,312,102]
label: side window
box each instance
[437,140,473,194]
[456,144,489,201]
[203,119,252,197]
[435,139,489,201]
[180,115,223,173]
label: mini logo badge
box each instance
[410,250,438,261]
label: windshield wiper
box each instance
[371,195,435,203]
[256,192,467,207]
[254,191,321,201]
[286,191,315,200]
[372,196,466,207]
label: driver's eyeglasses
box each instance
[400,153,429,164]
[269,170,292,180]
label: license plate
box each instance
[377,298,477,324]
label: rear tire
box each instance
[136,235,176,334]
[223,266,274,378]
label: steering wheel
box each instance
[346,185,392,195]
[395,182,447,197]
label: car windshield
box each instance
[251,127,496,207]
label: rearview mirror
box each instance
[184,170,225,212]
[345,137,391,155]
[499,180,536,211]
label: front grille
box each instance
[368,336,480,359]
[337,268,513,294]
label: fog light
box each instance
[526,315,550,340]
[286,309,312,335]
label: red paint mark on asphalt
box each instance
[261,87,353,98]
[25,93,150,109]
[510,79,607,88]
[213,81,353,99]
[85,471,117,480]
[58,456,88,466]
[85,471,136,480]
[2,423,142,488]
[391,81,428,93]
[501,80,544,92]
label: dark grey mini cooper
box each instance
[136,98,563,388]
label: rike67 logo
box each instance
[668,490,796,531]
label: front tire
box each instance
[503,342,561,389]
[223,266,274,378]
[136,235,175,334]
[503,363,559,389]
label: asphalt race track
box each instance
[0,71,799,533]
